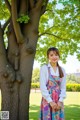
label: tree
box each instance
[32,68,40,83]
[67,73,80,84]
[0,0,80,120]
[0,0,49,120]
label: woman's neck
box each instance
[50,62,57,67]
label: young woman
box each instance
[39,47,66,120]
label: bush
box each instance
[31,83,80,92]
[31,83,40,89]
[66,84,80,91]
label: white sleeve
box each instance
[59,68,66,102]
[40,65,53,103]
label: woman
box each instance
[39,47,66,120]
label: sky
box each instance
[59,54,80,73]
[33,54,80,74]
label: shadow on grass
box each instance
[65,104,80,120]
[29,104,80,120]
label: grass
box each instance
[0,91,80,120]
[29,91,80,120]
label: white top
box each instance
[40,63,66,103]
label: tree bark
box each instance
[7,21,19,120]
[0,22,15,119]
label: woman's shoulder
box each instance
[40,64,48,70]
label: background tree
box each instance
[67,73,80,84]
[0,0,80,120]
[32,68,40,83]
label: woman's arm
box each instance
[40,65,53,103]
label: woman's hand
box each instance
[49,101,57,110]
[56,101,63,111]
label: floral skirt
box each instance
[39,97,64,120]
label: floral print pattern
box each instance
[39,67,64,120]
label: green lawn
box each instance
[29,91,80,120]
[0,91,80,120]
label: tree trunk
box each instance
[0,0,48,120]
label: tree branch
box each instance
[41,0,49,15]
[19,0,28,15]
[39,32,65,40]
[29,0,34,9]
[39,25,59,36]
[7,20,20,70]
[3,17,11,32]
[36,0,43,10]
[42,25,55,32]
[4,0,11,12]
[11,0,24,44]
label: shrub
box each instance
[31,83,40,89]
[31,83,80,92]
[66,84,80,91]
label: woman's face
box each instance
[48,51,59,63]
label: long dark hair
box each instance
[47,47,64,78]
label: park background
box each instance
[29,54,80,120]
[0,0,80,120]
[30,0,80,118]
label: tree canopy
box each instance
[36,0,80,64]
[0,0,80,64]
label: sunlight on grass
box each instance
[29,91,80,106]
[64,92,80,105]
[29,91,80,120]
